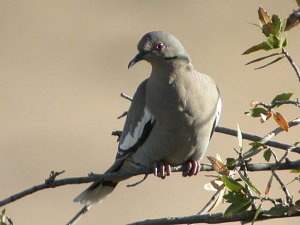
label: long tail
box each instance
[68,178,118,225]
[67,181,117,224]
[69,161,124,224]
[73,160,123,205]
[73,180,118,205]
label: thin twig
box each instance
[258,99,300,109]
[274,145,292,169]
[249,195,281,206]
[117,111,128,119]
[45,170,65,185]
[239,156,258,210]
[282,48,300,82]
[111,130,122,141]
[66,205,91,225]
[273,171,292,205]
[197,188,224,215]
[272,99,300,108]
[120,92,133,101]
[269,145,293,205]
[285,174,300,186]
[270,149,279,163]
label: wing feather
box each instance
[210,96,222,139]
[116,79,155,159]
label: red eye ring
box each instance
[155,42,165,51]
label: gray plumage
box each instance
[74,31,221,206]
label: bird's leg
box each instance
[153,161,171,179]
[182,160,200,177]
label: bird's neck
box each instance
[150,60,193,82]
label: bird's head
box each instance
[128,31,190,69]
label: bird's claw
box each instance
[182,160,200,177]
[153,161,171,179]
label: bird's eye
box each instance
[155,42,165,51]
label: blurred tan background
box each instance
[0,1,299,224]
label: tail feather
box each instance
[74,160,123,205]
[74,181,117,205]
[70,161,124,224]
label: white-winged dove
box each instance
[74,31,221,206]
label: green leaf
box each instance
[221,176,245,193]
[224,201,252,217]
[271,93,293,105]
[279,32,288,48]
[252,203,262,224]
[249,141,265,148]
[282,36,288,47]
[291,169,300,173]
[237,171,261,196]
[263,148,272,162]
[237,124,243,152]
[223,191,247,204]
[242,42,272,55]
[245,108,267,117]
[264,205,288,217]
[254,56,285,70]
[245,53,282,65]
[266,35,280,49]
[295,200,300,207]
[224,193,253,217]
[271,14,281,36]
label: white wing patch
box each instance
[215,97,222,127]
[119,106,154,150]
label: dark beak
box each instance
[128,51,147,69]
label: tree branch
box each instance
[1,160,300,208]
[245,159,300,171]
[273,171,292,205]
[215,126,300,154]
[215,117,300,155]
[282,48,300,82]
[241,117,300,159]
[128,210,300,225]
[258,99,300,109]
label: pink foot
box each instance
[153,161,171,179]
[182,160,200,177]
